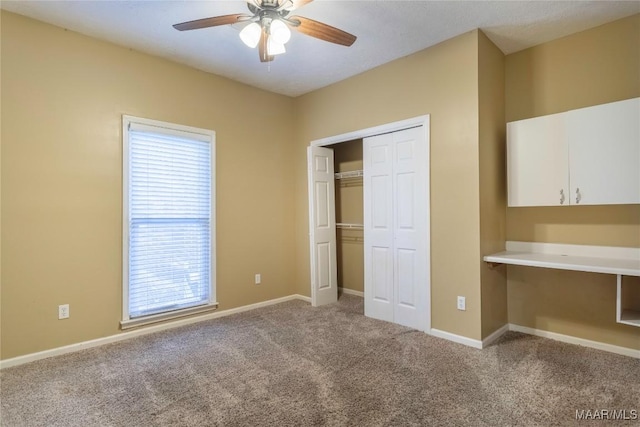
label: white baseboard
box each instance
[430,325,509,349]
[295,294,312,303]
[0,294,311,369]
[430,323,639,358]
[509,324,640,359]
[482,324,509,348]
[429,328,483,349]
[339,287,364,297]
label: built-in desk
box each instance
[484,242,640,327]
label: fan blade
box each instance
[259,28,275,63]
[173,14,248,31]
[289,16,356,46]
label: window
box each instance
[121,116,216,329]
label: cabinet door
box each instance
[567,98,640,205]
[507,113,569,207]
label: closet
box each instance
[308,118,430,332]
[333,140,365,296]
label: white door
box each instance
[392,127,429,330]
[364,126,430,331]
[307,146,338,306]
[507,112,569,207]
[363,134,394,323]
[567,97,640,205]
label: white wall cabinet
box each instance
[507,97,640,207]
[507,112,568,207]
[567,98,640,205]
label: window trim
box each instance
[121,115,217,329]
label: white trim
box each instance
[616,275,624,325]
[0,294,310,369]
[294,294,312,303]
[615,275,640,327]
[508,324,640,359]
[122,117,130,321]
[505,241,640,260]
[429,323,639,358]
[430,328,483,349]
[127,121,212,142]
[430,325,509,349]
[120,302,219,330]
[311,115,429,147]
[429,324,508,349]
[482,324,509,348]
[339,287,364,297]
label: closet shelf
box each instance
[335,170,363,180]
[337,223,364,230]
[340,236,363,243]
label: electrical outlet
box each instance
[457,296,466,311]
[255,274,261,285]
[58,304,70,319]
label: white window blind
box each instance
[124,117,215,321]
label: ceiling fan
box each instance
[173,0,357,63]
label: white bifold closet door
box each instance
[364,126,429,331]
[307,146,338,307]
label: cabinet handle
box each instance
[576,188,581,204]
[560,189,565,205]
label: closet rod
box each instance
[340,236,363,243]
[337,223,364,230]
[338,181,363,188]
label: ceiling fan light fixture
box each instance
[239,22,261,48]
[269,19,291,44]
[267,38,286,55]
[173,0,357,63]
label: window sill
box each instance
[120,302,219,330]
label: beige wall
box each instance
[3,9,636,361]
[505,14,640,248]
[478,32,507,339]
[293,31,485,340]
[505,14,640,349]
[334,140,364,293]
[1,12,296,359]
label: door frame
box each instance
[311,116,429,148]
[308,115,431,332]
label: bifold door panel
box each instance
[364,126,429,331]
[308,146,338,306]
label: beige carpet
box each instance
[1,295,639,426]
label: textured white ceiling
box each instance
[2,1,639,97]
